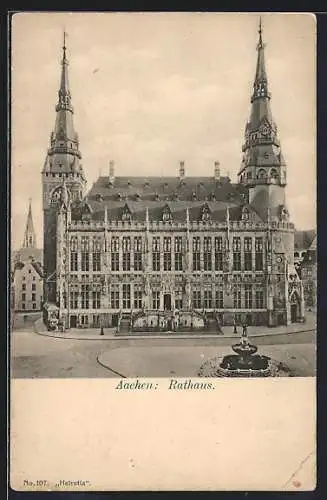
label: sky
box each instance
[11,12,316,250]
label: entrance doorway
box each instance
[70,315,77,328]
[112,314,119,327]
[164,294,172,311]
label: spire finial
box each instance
[258,17,263,49]
[62,29,68,63]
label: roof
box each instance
[294,230,316,251]
[13,259,43,278]
[13,247,43,264]
[71,175,256,223]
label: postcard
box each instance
[10,11,316,491]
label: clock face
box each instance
[276,256,282,263]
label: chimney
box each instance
[214,161,220,180]
[109,160,115,183]
[179,161,185,180]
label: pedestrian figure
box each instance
[233,318,238,334]
[100,326,104,336]
[242,322,247,336]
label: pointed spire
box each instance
[56,30,72,113]
[23,198,37,248]
[252,17,269,102]
[226,205,230,225]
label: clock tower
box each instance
[238,19,288,222]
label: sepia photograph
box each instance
[11,12,316,380]
[10,12,317,492]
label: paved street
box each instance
[11,326,316,378]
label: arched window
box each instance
[257,169,267,180]
[270,168,279,180]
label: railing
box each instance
[68,219,294,232]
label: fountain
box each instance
[198,328,292,378]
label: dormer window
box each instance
[135,193,141,201]
[162,206,172,222]
[201,205,211,222]
[210,192,216,202]
[154,192,160,201]
[122,205,132,221]
[144,181,150,188]
[117,192,122,200]
[95,193,104,202]
[241,207,250,221]
[191,191,197,201]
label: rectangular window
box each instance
[175,252,183,271]
[122,284,131,309]
[244,237,252,271]
[134,284,143,309]
[32,303,36,310]
[32,283,36,291]
[134,236,142,252]
[134,252,142,271]
[174,237,183,270]
[22,284,26,291]
[152,236,160,252]
[204,289,212,309]
[70,286,78,309]
[244,284,253,309]
[110,285,120,309]
[111,253,119,271]
[175,288,183,310]
[32,293,36,302]
[111,236,119,252]
[152,291,160,310]
[233,237,241,271]
[193,238,201,272]
[81,285,90,309]
[193,253,201,271]
[192,290,201,309]
[255,289,264,309]
[22,303,25,310]
[92,290,101,309]
[215,286,224,309]
[164,252,172,271]
[22,293,26,302]
[163,237,171,271]
[214,236,224,271]
[255,237,264,271]
[122,252,131,271]
[174,236,183,252]
[152,252,160,271]
[70,252,78,271]
[81,236,90,251]
[81,252,89,272]
[233,284,242,309]
[92,252,101,272]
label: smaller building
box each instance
[12,199,44,314]
[13,258,43,312]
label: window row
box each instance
[21,284,37,291]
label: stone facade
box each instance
[42,24,305,331]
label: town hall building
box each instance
[42,21,304,332]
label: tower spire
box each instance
[42,32,86,188]
[23,198,37,248]
[237,17,287,221]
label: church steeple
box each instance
[238,18,288,221]
[23,198,36,248]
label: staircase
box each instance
[118,312,132,333]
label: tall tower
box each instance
[22,198,36,248]
[238,19,288,222]
[42,33,86,303]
